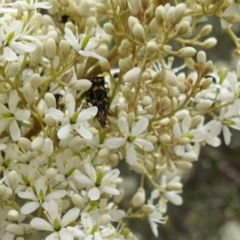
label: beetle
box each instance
[86,76,110,127]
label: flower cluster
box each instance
[0,0,240,239]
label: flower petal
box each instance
[88,187,100,200]
[61,208,80,227]
[131,118,149,135]
[105,138,126,149]
[77,107,98,122]
[15,109,31,121]
[134,138,154,151]
[118,117,129,136]
[126,144,137,165]
[65,94,75,116]
[9,119,20,141]
[30,217,53,231]
[57,124,71,139]
[21,202,40,214]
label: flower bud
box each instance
[149,18,158,33]
[86,16,97,30]
[46,30,58,42]
[108,153,119,166]
[200,24,212,37]
[71,194,85,209]
[7,210,19,222]
[44,93,56,109]
[18,137,32,150]
[132,23,145,42]
[204,60,213,71]
[124,67,141,83]
[155,5,166,25]
[165,69,177,86]
[23,84,35,104]
[30,73,41,90]
[141,204,155,214]
[30,41,44,65]
[176,20,190,35]
[201,76,212,89]
[104,22,115,35]
[8,171,18,190]
[131,188,145,208]
[42,138,53,156]
[128,16,139,31]
[178,47,196,58]
[98,148,110,159]
[142,96,152,107]
[195,99,213,111]
[6,224,24,235]
[197,51,207,64]
[31,136,45,151]
[160,133,171,144]
[128,0,142,15]
[167,160,176,172]
[45,38,56,60]
[78,0,90,17]
[203,37,217,49]
[72,79,92,91]
[59,40,70,57]
[175,161,193,170]
[6,62,20,77]
[146,41,158,54]
[98,214,111,225]
[45,168,57,179]
[160,96,171,111]
[177,82,186,93]
[96,3,106,13]
[171,3,186,25]
[130,162,146,174]
[145,135,158,144]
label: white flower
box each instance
[49,93,97,140]
[78,212,115,240]
[0,90,31,141]
[221,0,240,29]
[205,99,240,145]
[147,192,168,238]
[74,163,120,201]
[173,114,204,158]
[30,199,80,240]
[64,27,107,61]
[0,20,36,62]
[105,117,154,165]
[18,176,67,214]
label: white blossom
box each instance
[105,117,154,165]
[49,93,97,140]
[0,90,30,141]
[64,27,107,61]
[74,163,120,201]
[30,199,80,240]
